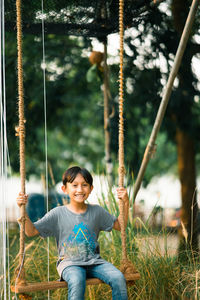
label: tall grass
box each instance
[7,186,200,299]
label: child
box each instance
[17,166,130,300]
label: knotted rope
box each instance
[15,0,26,286]
[118,0,137,275]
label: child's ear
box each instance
[61,185,66,193]
[90,185,94,192]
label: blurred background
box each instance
[2,0,200,254]
[2,1,200,298]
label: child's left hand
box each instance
[116,187,129,204]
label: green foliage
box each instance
[5,1,200,185]
[5,21,179,185]
[120,2,200,179]
[6,33,105,182]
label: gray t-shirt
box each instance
[34,204,117,276]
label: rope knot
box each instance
[15,126,20,136]
[17,216,26,224]
[19,126,25,138]
[15,125,26,138]
[120,259,138,275]
[15,264,26,285]
[118,165,126,175]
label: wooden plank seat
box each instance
[11,273,140,293]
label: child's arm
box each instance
[16,193,39,237]
[113,187,129,231]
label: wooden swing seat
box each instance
[11,273,140,293]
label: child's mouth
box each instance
[75,194,84,198]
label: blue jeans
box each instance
[62,262,128,300]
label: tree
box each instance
[6,0,199,227]
[121,0,200,254]
[5,21,179,185]
[171,0,200,255]
[5,32,105,182]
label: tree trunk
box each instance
[176,128,199,255]
[172,0,199,257]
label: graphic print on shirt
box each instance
[60,222,96,261]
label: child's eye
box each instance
[73,185,77,187]
[83,184,88,187]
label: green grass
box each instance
[6,226,200,299]
[7,228,200,300]
[5,188,200,299]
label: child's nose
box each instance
[77,185,83,192]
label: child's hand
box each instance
[116,187,129,204]
[16,192,28,207]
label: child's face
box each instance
[62,173,93,205]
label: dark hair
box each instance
[62,166,93,187]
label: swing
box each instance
[11,0,140,296]
[10,0,199,296]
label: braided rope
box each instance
[16,0,26,285]
[118,0,138,276]
[118,0,127,262]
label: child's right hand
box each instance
[16,192,28,207]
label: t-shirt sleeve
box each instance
[34,208,58,238]
[97,206,117,232]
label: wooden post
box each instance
[134,0,200,200]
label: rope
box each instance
[16,0,26,285]
[118,0,137,275]
[1,0,11,296]
[118,0,127,262]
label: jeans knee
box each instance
[111,271,126,289]
[66,273,86,300]
[68,274,85,287]
[62,266,86,296]
[113,270,125,281]
[62,266,85,282]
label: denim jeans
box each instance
[62,262,128,300]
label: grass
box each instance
[7,228,200,299]
[4,187,200,299]
[6,226,200,299]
